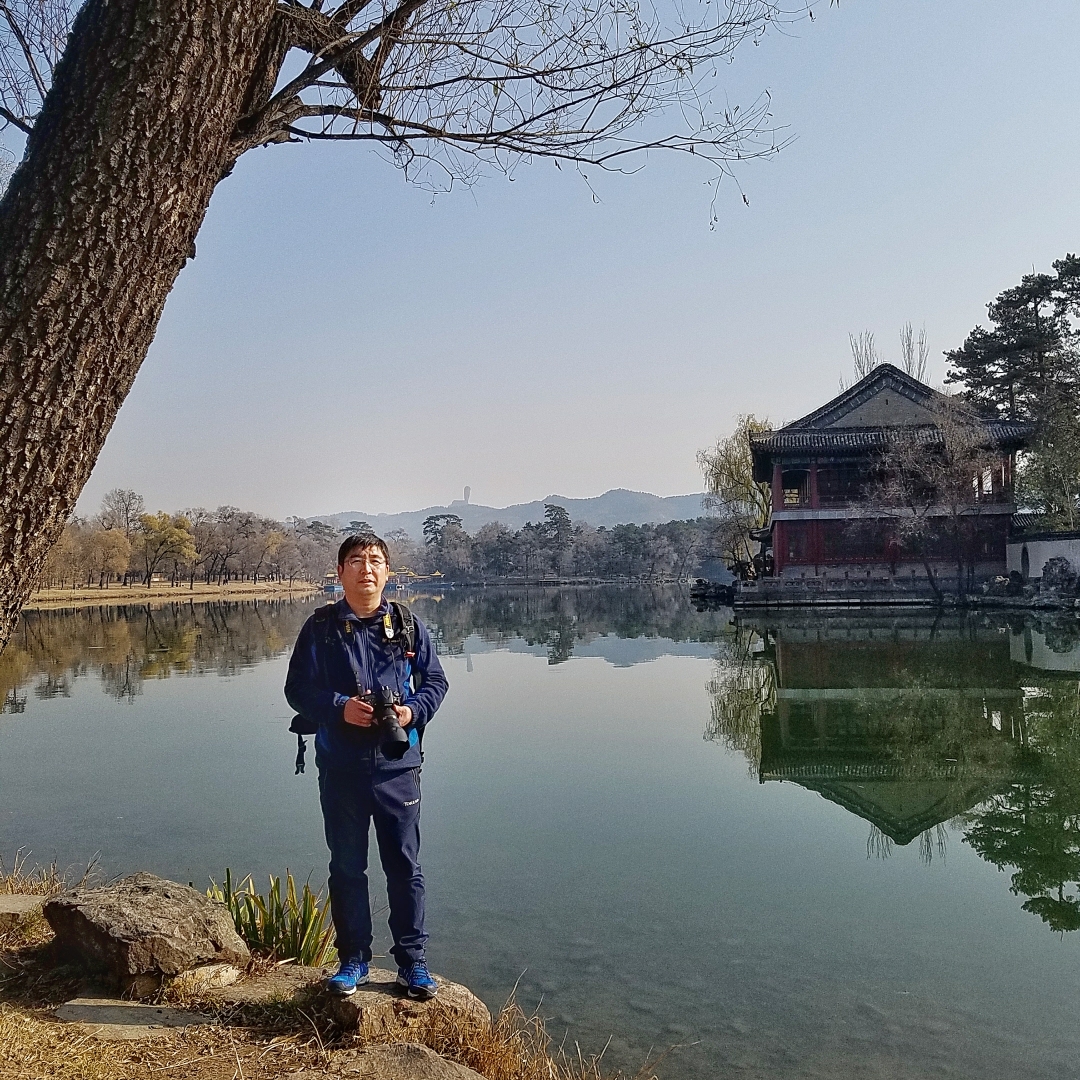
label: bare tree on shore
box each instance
[0,0,798,647]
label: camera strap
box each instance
[335,617,367,696]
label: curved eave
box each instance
[749,422,1033,482]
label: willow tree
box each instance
[0,0,791,645]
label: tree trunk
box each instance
[0,0,277,649]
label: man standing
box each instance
[285,533,448,999]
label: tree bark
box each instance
[0,0,277,648]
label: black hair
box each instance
[337,532,391,568]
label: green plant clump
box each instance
[207,868,336,967]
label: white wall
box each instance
[1006,537,1080,579]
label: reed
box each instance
[411,991,661,1080]
[207,868,336,967]
[0,850,70,897]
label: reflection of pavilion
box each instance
[742,614,1032,846]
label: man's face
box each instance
[338,545,390,606]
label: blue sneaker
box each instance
[325,957,369,996]
[397,960,437,1000]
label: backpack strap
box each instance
[289,604,340,739]
[389,601,417,657]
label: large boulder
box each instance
[287,1043,484,1080]
[44,873,249,996]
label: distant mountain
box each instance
[312,489,709,542]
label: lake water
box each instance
[2,588,1080,1079]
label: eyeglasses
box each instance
[344,555,386,569]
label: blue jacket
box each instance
[284,598,448,775]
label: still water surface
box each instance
[2,589,1080,1079]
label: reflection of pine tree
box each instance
[964,778,1080,932]
[962,676,1080,932]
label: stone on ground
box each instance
[324,966,490,1040]
[53,996,213,1041]
[200,962,329,1005]
[0,893,43,932]
[169,960,243,995]
[43,872,249,996]
[287,1042,484,1080]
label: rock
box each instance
[200,963,329,1006]
[169,961,243,995]
[287,1043,484,1080]
[1041,556,1076,593]
[324,966,490,1040]
[0,893,43,932]
[54,996,213,1041]
[44,873,249,996]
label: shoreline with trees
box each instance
[26,488,725,612]
[24,578,319,611]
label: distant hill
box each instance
[312,489,709,542]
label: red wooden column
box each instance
[809,462,822,570]
[772,463,785,575]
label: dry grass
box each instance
[410,993,662,1080]
[0,851,71,899]
[0,997,662,1080]
[0,1005,341,1080]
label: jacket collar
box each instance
[334,596,390,623]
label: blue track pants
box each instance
[317,762,427,967]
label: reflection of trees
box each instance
[411,585,731,664]
[0,600,318,705]
[867,822,948,866]
[961,675,1080,932]
[705,624,774,774]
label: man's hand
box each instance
[343,696,375,727]
[395,705,413,727]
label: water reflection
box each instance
[11,593,1080,938]
[1,599,317,709]
[2,587,726,711]
[709,610,1080,932]
[412,585,730,662]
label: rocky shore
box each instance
[0,872,617,1080]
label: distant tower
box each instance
[464,486,471,504]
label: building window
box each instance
[782,469,809,506]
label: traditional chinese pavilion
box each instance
[745,364,1031,600]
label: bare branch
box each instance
[329,0,378,23]
[0,101,30,132]
[0,2,45,98]
[239,0,799,190]
[0,0,76,134]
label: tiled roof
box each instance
[787,364,935,429]
[750,421,1032,454]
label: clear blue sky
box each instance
[70,0,1080,520]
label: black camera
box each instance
[361,686,410,760]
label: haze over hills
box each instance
[313,489,709,542]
